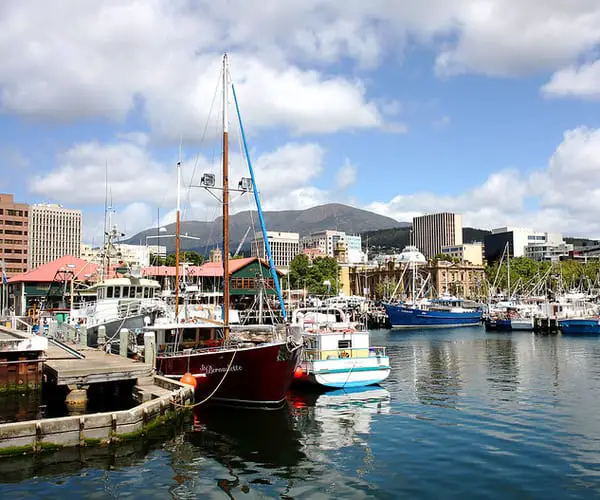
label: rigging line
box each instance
[184,65,223,220]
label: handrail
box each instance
[303,346,387,359]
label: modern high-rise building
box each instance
[251,231,300,269]
[0,193,29,277]
[28,203,82,270]
[412,212,463,259]
[484,227,571,262]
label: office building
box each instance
[81,243,164,268]
[0,193,29,277]
[28,203,82,270]
[441,243,484,266]
[524,242,573,262]
[300,230,366,264]
[301,230,345,258]
[251,231,300,269]
[484,227,568,262]
[412,213,463,259]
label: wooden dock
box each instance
[44,342,152,386]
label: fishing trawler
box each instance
[69,226,166,345]
[383,247,482,329]
[150,54,302,408]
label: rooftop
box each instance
[8,256,99,284]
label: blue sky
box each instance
[1,1,600,244]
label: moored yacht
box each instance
[148,54,302,408]
[291,308,390,389]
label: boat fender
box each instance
[340,351,350,358]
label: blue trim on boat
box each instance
[383,303,482,329]
[312,365,391,375]
[322,379,386,388]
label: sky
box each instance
[2,1,600,245]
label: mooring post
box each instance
[144,332,156,369]
[80,326,88,348]
[119,328,129,357]
[97,325,106,346]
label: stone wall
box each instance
[0,375,193,455]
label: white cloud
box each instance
[28,138,173,206]
[367,126,600,238]
[29,136,339,241]
[0,1,387,138]
[0,0,598,135]
[542,60,600,99]
[335,160,358,191]
[435,1,600,77]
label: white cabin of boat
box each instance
[303,330,372,361]
[70,277,162,327]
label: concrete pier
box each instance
[0,375,193,455]
[44,347,153,386]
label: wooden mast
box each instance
[222,54,230,341]
[175,160,181,320]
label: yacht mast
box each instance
[222,53,230,341]
[175,159,182,320]
[506,242,511,300]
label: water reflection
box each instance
[0,425,182,484]
[0,393,43,424]
[485,336,519,394]
[413,342,462,409]
[188,404,304,468]
[290,386,391,450]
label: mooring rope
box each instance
[171,347,238,409]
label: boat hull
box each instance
[384,304,482,329]
[86,314,146,347]
[510,318,534,331]
[157,342,301,408]
[294,356,391,389]
[485,318,512,331]
[559,319,600,335]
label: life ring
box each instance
[340,351,350,358]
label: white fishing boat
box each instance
[68,226,166,345]
[291,308,390,389]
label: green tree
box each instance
[151,251,205,266]
[288,254,310,289]
[431,253,459,264]
[309,257,340,295]
[287,254,340,295]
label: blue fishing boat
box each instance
[559,318,600,335]
[384,300,482,329]
[382,246,482,329]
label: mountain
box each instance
[125,203,405,254]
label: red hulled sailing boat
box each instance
[149,54,302,408]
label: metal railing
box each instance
[303,346,387,361]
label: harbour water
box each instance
[3,326,600,499]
